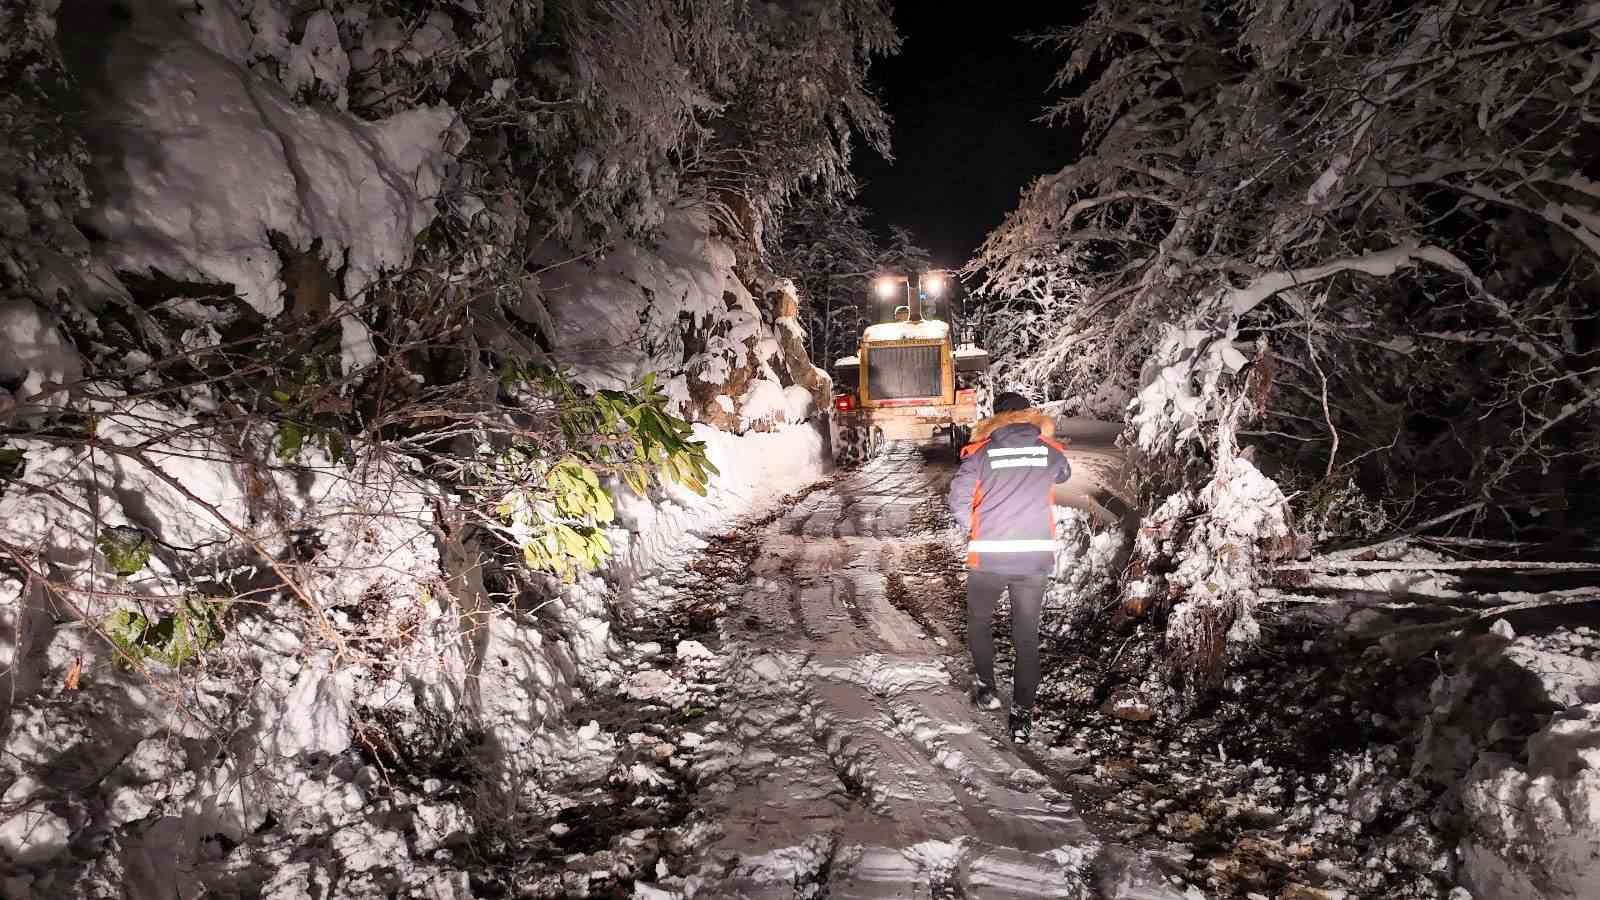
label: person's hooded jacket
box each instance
[946,409,1071,575]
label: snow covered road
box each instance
[662,446,1186,899]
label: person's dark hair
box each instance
[993,392,1030,414]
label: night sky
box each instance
[854,4,1088,269]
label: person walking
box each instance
[946,392,1071,744]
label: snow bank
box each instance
[612,421,827,580]
[0,405,826,894]
[1412,623,1600,900]
[540,210,757,393]
[0,221,830,896]
[76,0,458,315]
[690,422,826,509]
[735,379,814,428]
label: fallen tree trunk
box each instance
[1258,586,1600,612]
[1275,559,1600,573]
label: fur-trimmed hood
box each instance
[971,408,1055,443]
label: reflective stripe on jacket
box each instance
[946,410,1071,575]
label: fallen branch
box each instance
[1417,536,1537,550]
[1257,590,1438,611]
[1323,501,1486,558]
[1276,558,1600,573]
[1258,587,1548,612]
[1453,591,1600,621]
[1372,590,1600,660]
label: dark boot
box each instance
[1008,707,1033,744]
[971,680,1001,711]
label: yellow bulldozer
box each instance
[829,272,990,466]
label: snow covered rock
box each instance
[413,802,470,853]
[0,805,70,864]
[0,299,82,417]
[538,209,829,430]
[623,668,685,703]
[1459,725,1600,900]
[261,861,336,899]
[676,640,717,662]
[71,0,458,316]
[267,659,356,759]
[1415,626,1600,900]
[330,821,408,872]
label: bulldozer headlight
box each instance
[874,277,899,300]
[922,272,945,296]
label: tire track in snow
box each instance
[660,446,1191,899]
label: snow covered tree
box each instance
[970,0,1600,711]
[976,0,1600,540]
[875,224,934,280]
[773,196,878,366]
[772,196,937,367]
[220,0,896,250]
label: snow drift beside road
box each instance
[613,422,828,580]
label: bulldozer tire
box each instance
[957,370,996,419]
[949,425,971,453]
[834,423,875,468]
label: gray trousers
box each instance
[966,571,1046,710]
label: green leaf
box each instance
[320,431,350,466]
[97,528,153,576]
[277,422,305,461]
[508,369,718,578]
[104,608,151,656]
[101,597,225,668]
[0,446,24,476]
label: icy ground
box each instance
[524,447,1193,899]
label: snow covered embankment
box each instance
[1408,620,1600,900]
[1123,328,1600,897]
[0,3,830,897]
